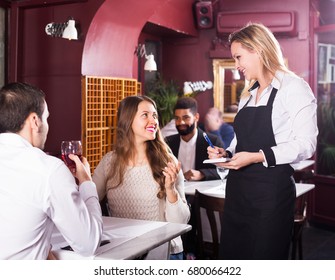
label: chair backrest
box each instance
[194,189,225,259]
[100,196,110,216]
[294,193,307,220]
[294,169,314,219]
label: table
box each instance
[51,216,191,260]
[184,180,315,198]
[292,159,315,171]
[184,179,315,244]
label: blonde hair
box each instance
[229,23,294,97]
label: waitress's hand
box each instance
[207,146,230,168]
[220,151,265,170]
[207,146,226,158]
[207,147,265,169]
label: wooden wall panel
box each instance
[82,76,140,173]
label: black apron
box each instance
[219,86,295,260]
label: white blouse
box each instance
[227,71,318,168]
[93,151,190,254]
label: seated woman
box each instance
[93,95,190,260]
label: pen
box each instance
[203,132,215,148]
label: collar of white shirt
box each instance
[178,128,198,172]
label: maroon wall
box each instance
[6,0,314,153]
[10,0,104,154]
[162,30,218,119]
[218,0,312,81]
[162,0,313,121]
[82,0,197,78]
[10,0,196,154]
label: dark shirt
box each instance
[208,122,234,149]
[165,128,224,180]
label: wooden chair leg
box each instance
[298,234,303,259]
[291,240,297,259]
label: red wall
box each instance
[7,0,314,153]
[82,0,197,78]
[10,0,196,154]
[10,0,104,154]
[218,0,312,81]
[162,0,313,120]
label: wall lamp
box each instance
[183,80,213,95]
[135,44,157,72]
[45,18,78,40]
[231,69,241,80]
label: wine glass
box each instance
[216,166,227,188]
[61,140,82,171]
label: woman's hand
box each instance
[207,145,226,159]
[217,151,265,170]
[163,161,180,190]
[163,161,181,203]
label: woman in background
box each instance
[93,95,190,260]
[207,23,318,259]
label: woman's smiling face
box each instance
[131,100,159,143]
[231,41,262,81]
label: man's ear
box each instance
[195,112,200,122]
[27,112,40,131]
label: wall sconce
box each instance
[45,18,78,40]
[231,69,241,80]
[135,44,157,72]
[183,80,213,95]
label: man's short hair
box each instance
[0,82,45,133]
[174,97,198,115]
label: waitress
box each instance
[207,23,318,259]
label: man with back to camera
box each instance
[165,97,224,181]
[0,82,102,259]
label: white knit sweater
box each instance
[93,151,190,254]
[106,164,161,221]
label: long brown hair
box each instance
[107,95,172,199]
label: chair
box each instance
[194,189,225,259]
[291,169,314,259]
[291,193,307,259]
[100,196,110,216]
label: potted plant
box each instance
[317,98,335,176]
[145,76,182,127]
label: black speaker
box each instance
[194,1,214,29]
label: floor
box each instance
[300,223,335,260]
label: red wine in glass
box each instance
[61,153,82,169]
[61,140,83,171]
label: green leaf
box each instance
[145,77,181,127]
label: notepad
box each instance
[203,158,231,164]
